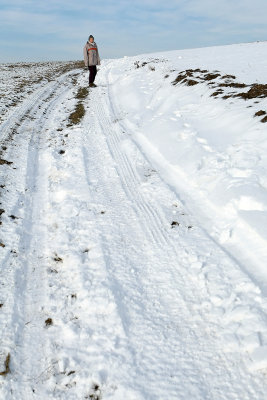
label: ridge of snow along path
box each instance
[0,42,267,399]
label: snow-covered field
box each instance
[0,42,267,399]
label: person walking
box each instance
[83,35,101,87]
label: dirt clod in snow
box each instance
[0,159,12,165]
[45,318,53,327]
[86,383,102,400]
[171,221,180,228]
[67,370,75,376]
[9,215,19,220]
[54,255,63,263]
[0,353,10,376]
[254,110,266,117]
[211,89,224,97]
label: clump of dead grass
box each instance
[67,86,89,126]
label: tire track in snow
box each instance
[0,77,64,144]
[0,73,78,399]
[94,88,169,247]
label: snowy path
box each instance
[0,64,267,399]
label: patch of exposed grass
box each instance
[76,87,89,100]
[67,85,89,126]
[6,61,85,111]
[68,103,85,126]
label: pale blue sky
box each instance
[0,0,266,62]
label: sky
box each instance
[0,0,266,62]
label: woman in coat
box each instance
[83,35,101,87]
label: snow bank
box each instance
[103,41,267,294]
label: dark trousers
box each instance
[89,66,97,84]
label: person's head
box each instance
[89,35,94,43]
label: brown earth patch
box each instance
[219,82,247,89]
[254,110,266,117]
[221,74,236,80]
[186,79,199,86]
[211,89,224,97]
[203,73,221,81]
[235,84,267,100]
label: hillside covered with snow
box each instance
[0,41,267,399]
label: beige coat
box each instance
[83,41,101,67]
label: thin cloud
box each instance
[0,0,267,62]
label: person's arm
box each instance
[97,47,101,65]
[83,45,89,67]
